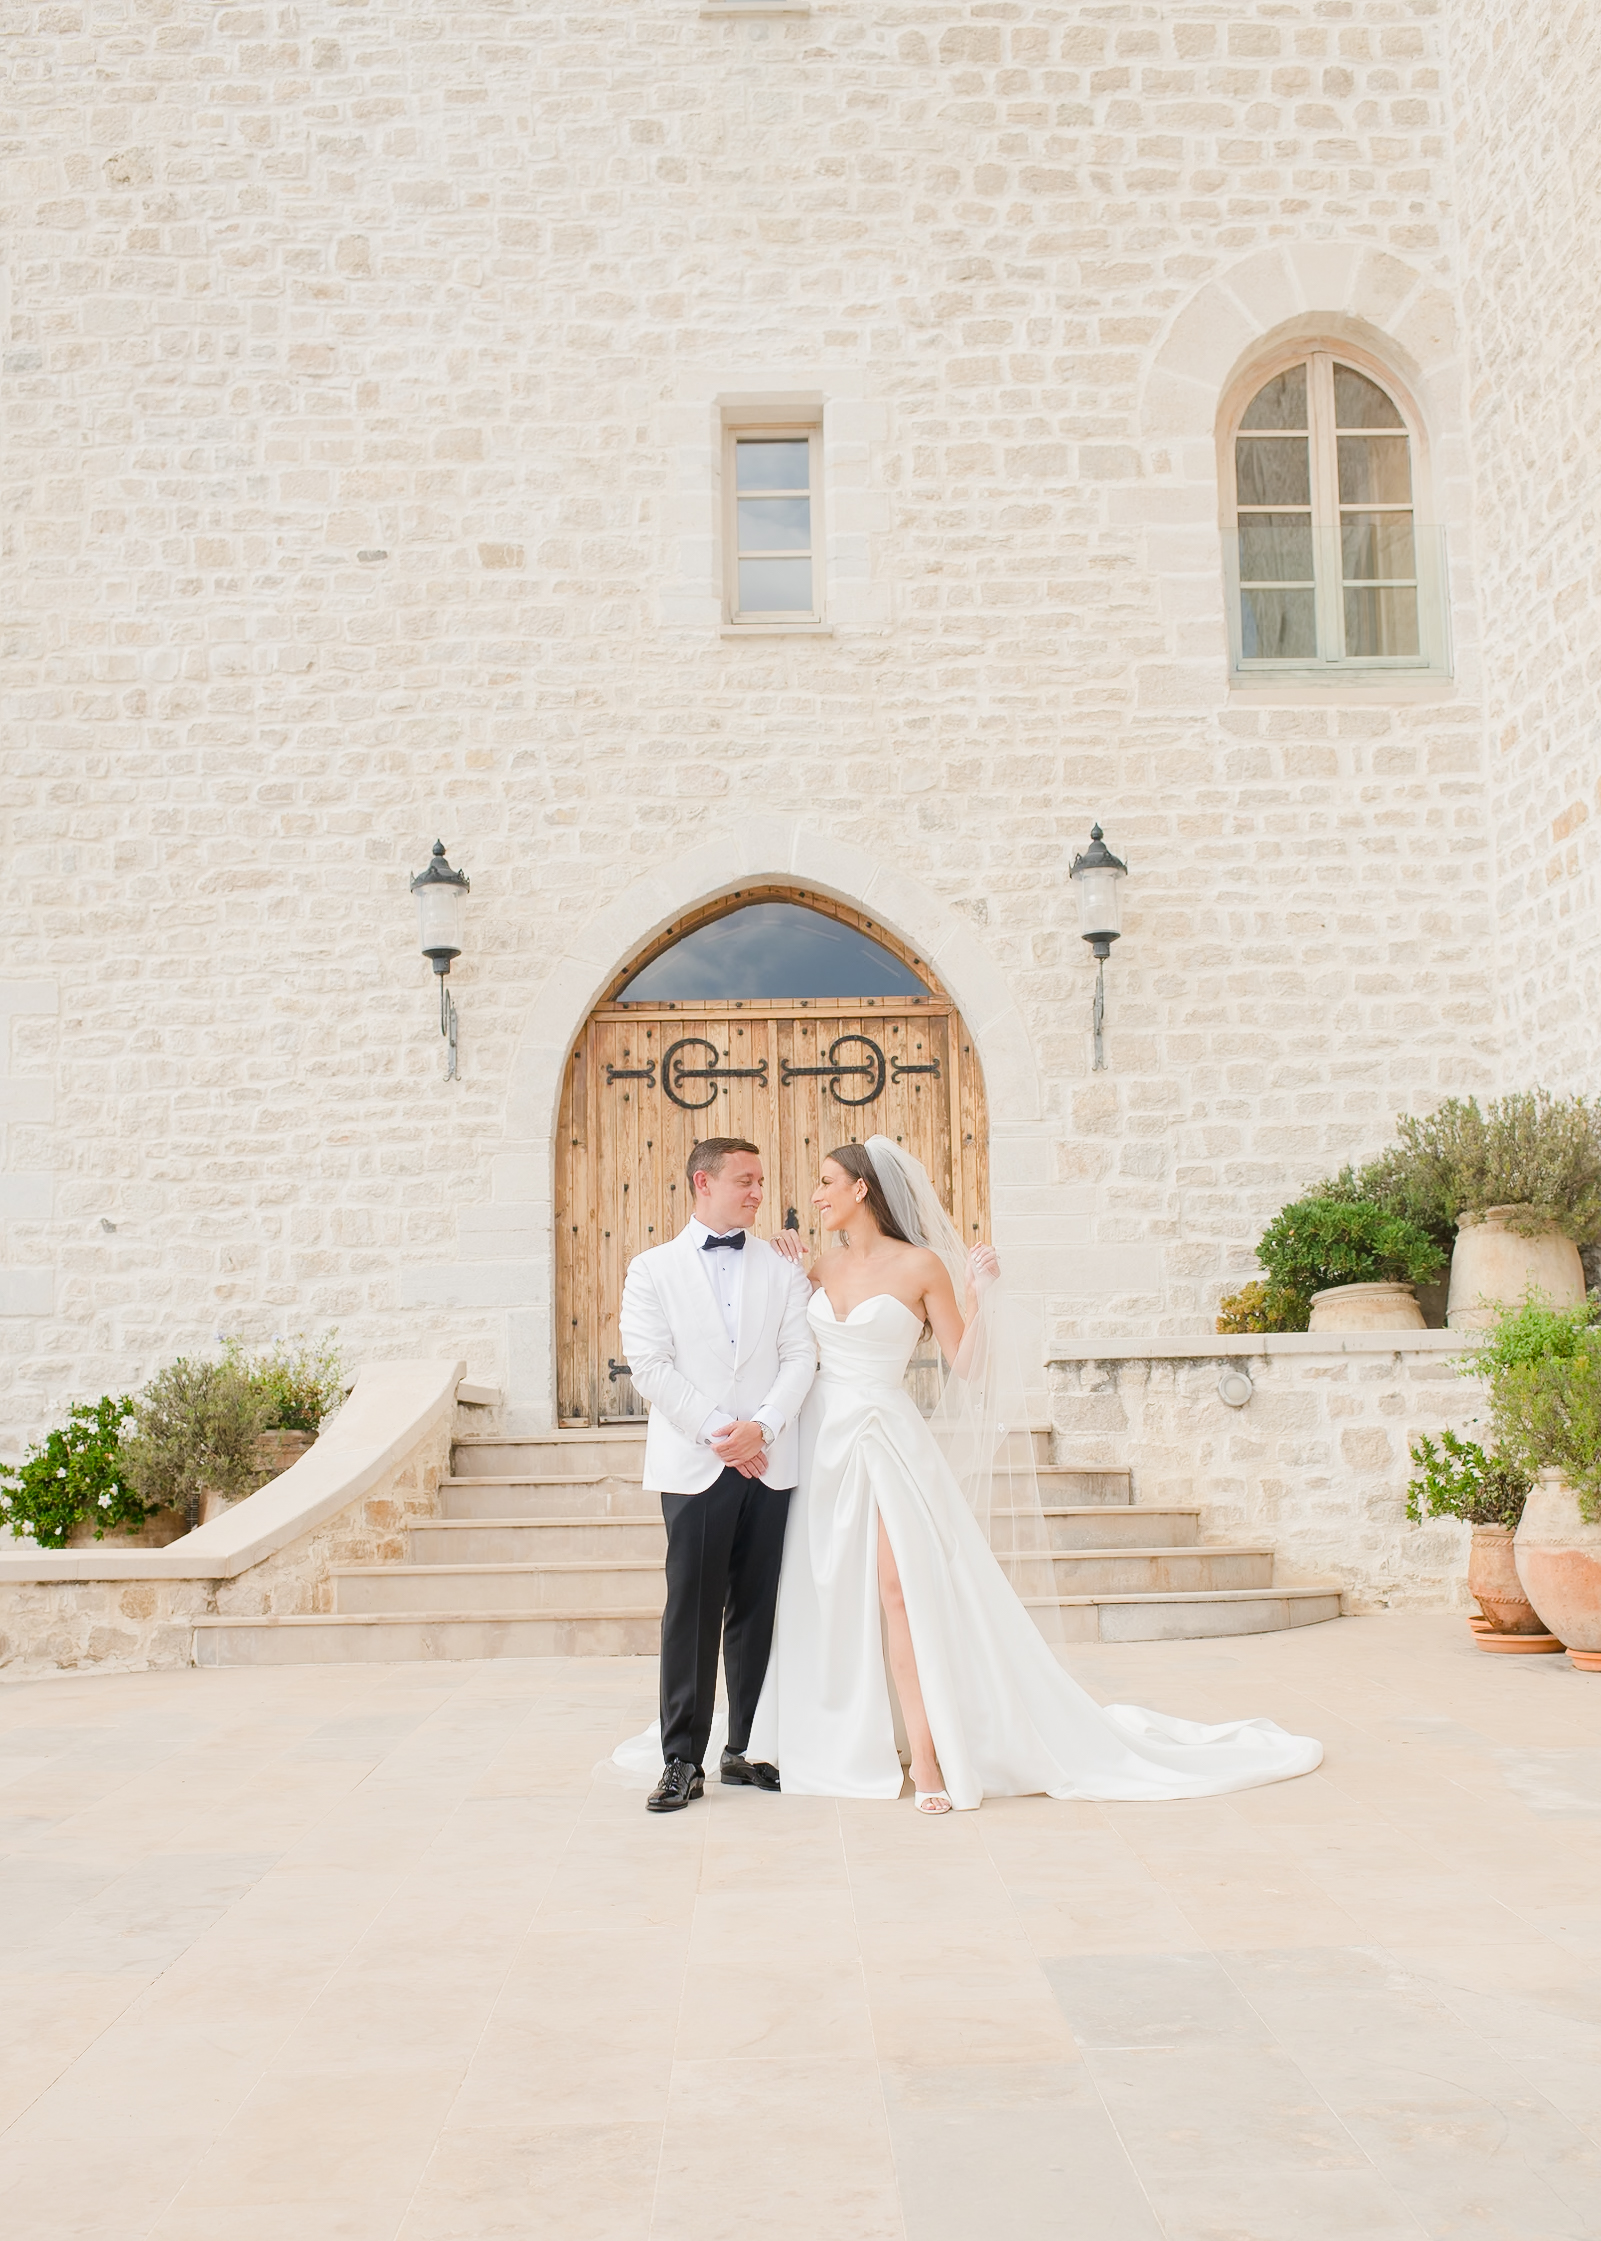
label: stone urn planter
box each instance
[1308,1281,1426,1333]
[1447,1207,1586,1331]
[1515,1469,1601,1671]
[1468,1524,1547,1634]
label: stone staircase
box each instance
[193,1427,1340,1666]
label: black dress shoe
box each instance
[721,1748,781,1792]
[646,1759,704,1814]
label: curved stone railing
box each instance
[0,1359,470,1672]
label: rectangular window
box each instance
[725,427,820,623]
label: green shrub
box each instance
[224,1332,345,1434]
[1406,1430,1529,1530]
[1215,1279,1308,1334]
[120,1356,273,1532]
[1469,1296,1601,1524]
[1393,1092,1601,1242]
[1255,1197,1445,1303]
[1317,1148,1455,1253]
[0,1396,143,1549]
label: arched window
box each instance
[615,899,929,1003]
[1224,351,1448,678]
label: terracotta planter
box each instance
[199,1430,317,1526]
[1307,1281,1426,1333]
[1447,1206,1585,1331]
[65,1507,188,1550]
[1514,1468,1601,1659]
[1468,1523,1546,1633]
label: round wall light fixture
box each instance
[1217,1366,1255,1409]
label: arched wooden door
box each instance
[555,889,990,1425]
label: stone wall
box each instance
[0,1384,457,1677]
[1446,0,1601,1097]
[1049,1336,1483,1612]
[0,0,1564,1440]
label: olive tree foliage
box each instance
[120,1356,274,1530]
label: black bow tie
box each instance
[701,1231,746,1252]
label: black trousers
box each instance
[658,1467,793,1771]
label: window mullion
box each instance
[1308,354,1343,663]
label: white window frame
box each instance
[722,421,824,628]
[1219,343,1451,685]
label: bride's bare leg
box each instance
[877,1518,948,1807]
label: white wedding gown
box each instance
[734,1292,1322,1806]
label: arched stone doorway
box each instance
[555,885,991,1424]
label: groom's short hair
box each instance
[686,1137,760,1189]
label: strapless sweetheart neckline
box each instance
[811,1291,923,1329]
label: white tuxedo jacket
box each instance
[619,1226,817,1494]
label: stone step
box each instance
[440,1466,1130,1517]
[415,1505,1201,1562]
[334,1543,1270,1617]
[440,1477,651,1519]
[411,1517,666,1564]
[449,1429,1071,1481]
[1023,1547,1276,1595]
[191,1582,1342,1667]
[1014,1506,1198,1548]
[193,1611,663,1665]
[1034,1584,1344,1645]
[1033,1468,1131,1506]
[332,1561,669,1617]
[451,1432,647,1479]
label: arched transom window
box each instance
[1225,352,1447,677]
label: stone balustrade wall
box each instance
[1049,1336,1485,1612]
[0,1377,464,1677]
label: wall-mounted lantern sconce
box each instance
[410,840,469,1079]
[1069,823,1128,1072]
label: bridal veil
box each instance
[863,1135,1066,1648]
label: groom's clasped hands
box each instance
[706,1414,770,1478]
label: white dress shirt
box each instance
[687,1217,780,1452]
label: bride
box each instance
[740,1135,1322,1812]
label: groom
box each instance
[619,1137,816,1813]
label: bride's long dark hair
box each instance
[825,1143,920,1246]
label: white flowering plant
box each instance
[0,1396,144,1549]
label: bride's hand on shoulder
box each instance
[968,1244,1000,1292]
[768,1229,811,1270]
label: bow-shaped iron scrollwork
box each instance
[661,1037,771,1112]
[780,1033,887,1107]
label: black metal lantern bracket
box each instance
[410,841,470,1080]
[1068,824,1129,1073]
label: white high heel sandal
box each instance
[914,1789,953,1814]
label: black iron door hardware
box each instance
[780,1033,887,1107]
[608,1358,632,1382]
[605,1059,657,1087]
[890,1054,942,1085]
[661,1036,771,1112]
[783,1207,799,1230]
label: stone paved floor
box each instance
[1,1615,1599,2240]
